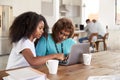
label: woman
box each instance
[35,18,76,57]
[6,11,64,69]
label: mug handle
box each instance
[46,61,52,73]
[46,61,49,67]
[46,61,51,69]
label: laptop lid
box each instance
[60,43,90,65]
[79,24,84,30]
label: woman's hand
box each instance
[64,55,69,61]
[55,54,64,61]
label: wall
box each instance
[0,0,59,28]
[43,0,59,28]
[12,0,41,17]
[0,0,41,17]
[13,0,59,28]
[0,0,120,29]
[0,0,13,6]
[82,0,99,24]
[82,0,120,30]
[99,0,120,30]
[0,0,41,16]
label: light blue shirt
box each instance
[35,34,76,56]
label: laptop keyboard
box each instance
[59,60,68,64]
[59,55,69,65]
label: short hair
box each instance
[92,19,97,23]
[52,18,74,40]
[86,19,90,23]
[9,11,49,43]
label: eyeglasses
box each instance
[59,31,70,37]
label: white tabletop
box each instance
[74,30,85,33]
[48,29,85,34]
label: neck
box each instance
[29,36,34,42]
[55,42,63,53]
[51,34,59,43]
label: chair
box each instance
[83,33,98,52]
[96,33,109,51]
[88,33,98,52]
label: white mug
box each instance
[46,60,59,74]
[83,53,92,65]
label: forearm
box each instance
[32,54,57,65]
[22,49,64,66]
[29,54,63,66]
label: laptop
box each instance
[59,43,90,66]
[79,24,84,30]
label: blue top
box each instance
[35,34,76,56]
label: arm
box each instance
[22,49,64,66]
[35,36,47,56]
[84,25,88,32]
[63,38,76,55]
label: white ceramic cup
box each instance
[83,53,92,65]
[46,60,59,74]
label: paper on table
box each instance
[3,76,14,80]
[5,67,46,80]
[3,76,50,80]
[87,75,120,80]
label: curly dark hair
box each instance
[52,18,74,42]
[9,11,49,43]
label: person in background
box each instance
[6,11,64,69]
[92,19,106,39]
[35,18,76,59]
[79,19,97,43]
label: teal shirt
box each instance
[35,34,76,56]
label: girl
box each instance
[6,11,64,69]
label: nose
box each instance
[62,35,67,40]
[41,29,44,34]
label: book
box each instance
[3,67,47,80]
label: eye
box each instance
[59,31,69,37]
[39,26,44,30]
[39,27,41,29]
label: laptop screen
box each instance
[60,43,90,65]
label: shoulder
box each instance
[12,38,34,53]
[46,34,54,42]
[36,34,52,45]
[63,38,76,44]
[21,38,33,47]
[16,38,32,46]
[40,34,51,40]
[48,34,52,39]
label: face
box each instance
[56,30,70,43]
[33,21,44,39]
[87,21,90,24]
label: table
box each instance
[73,30,86,42]
[74,30,86,37]
[0,51,120,80]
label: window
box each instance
[85,0,99,20]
